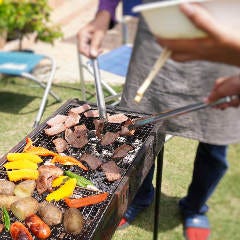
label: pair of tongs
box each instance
[91,58,107,121]
[128,95,238,130]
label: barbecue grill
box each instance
[0,98,165,240]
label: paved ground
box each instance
[3,0,138,85]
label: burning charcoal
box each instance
[112,144,134,160]
[64,111,81,128]
[53,137,69,153]
[74,124,88,136]
[65,128,88,149]
[101,161,121,182]
[69,103,91,114]
[44,123,66,136]
[93,119,105,139]
[84,109,99,118]
[46,114,68,126]
[80,153,102,170]
[108,113,128,124]
[101,132,120,146]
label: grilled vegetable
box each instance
[7,169,39,182]
[4,159,38,170]
[64,170,95,188]
[38,201,62,226]
[10,197,39,221]
[63,208,83,235]
[46,178,76,202]
[64,192,108,208]
[23,137,57,157]
[14,180,36,198]
[52,176,68,188]
[0,195,21,210]
[7,152,43,163]
[25,214,51,239]
[2,206,10,231]
[10,221,33,240]
[0,179,15,195]
[51,155,88,171]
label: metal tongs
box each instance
[128,95,238,130]
[91,58,108,121]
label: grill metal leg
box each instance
[153,147,164,240]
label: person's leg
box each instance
[179,142,228,240]
[119,164,155,226]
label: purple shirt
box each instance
[98,0,121,21]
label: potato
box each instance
[38,201,62,226]
[10,197,39,220]
[63,208,83,235]
[0,179,15,195]
[14,180,36,198]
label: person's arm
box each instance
[206,75,240,109]
[156,3,240,67]
[77,0,121,58]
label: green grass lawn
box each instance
[1,78,240,240]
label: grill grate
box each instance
[0,99,156,240]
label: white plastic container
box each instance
[133,0,240,39]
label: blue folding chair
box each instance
[0,51,61,127]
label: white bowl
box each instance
[133,0,240,39]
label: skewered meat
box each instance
[0,179,15,195]
[108,113,128,124]
[64,111,81,128]
[36,165,63,194]
[53,138,69,153]
[101,132,120,146]
[65,128,88,149]
[101,161,121,182]
[46,114,68,127]
[38,201,63,226]
[44,123,66,136]
[69,104,91,114]
[80,153,102,170]
[112,144,134,160]
[63,208,83,235]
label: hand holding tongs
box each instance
[91,58,107,121]
[128,95,239,130]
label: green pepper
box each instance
[2,206,10,231]
[64,170,95,188]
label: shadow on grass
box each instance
[131,193,182,233]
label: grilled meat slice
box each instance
[101,132,120,146]
[112,144,134,160]
[80,153,102,170]
[101,161,121,182]
[65,128,88,149]
[69,104,91,114]
[46,114,68,127]
[108,113,128,124]
[44,123,66,136]
[84,109,100,118]
[53,138,69,153]
[74,124,88,136]
[93,119,105,139]
[64,111,81,128]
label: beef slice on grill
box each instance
[84,109,99,118]
[80,153,102,170]
[64,111,81,128]
[108,113,128,124]
[101,132,120,146]
[53,137,69,153]
[46,114,68,127]
[74,124,88,136]
[93,119,105,139]
[69,104,91,115]
[112,144,134,160]
[65,128,88,149]
[44,123,66,136]
[101,161,121,182]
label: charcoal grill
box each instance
[0,98,165,240]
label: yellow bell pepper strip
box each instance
[4,159,38,170]
[23,137,57,157]
[52,176,68,188]
[46,178,77,202]
[7,169,39,182]
[7,153,43,163]
[51,155,88,171]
